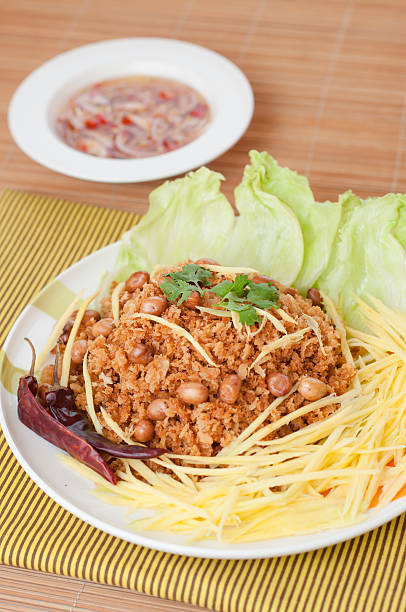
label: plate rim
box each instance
[2,242,406,560]
[8,37,254,183]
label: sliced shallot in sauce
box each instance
[56,76,210,159]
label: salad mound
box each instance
[46,263,355,460]
[27,151,406,542]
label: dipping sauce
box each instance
[55,76,210,159]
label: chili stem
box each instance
[24,337,36,376]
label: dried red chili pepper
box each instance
[18,339,116,483]
[17,340,165,484]
[18,376,117,483]
[44,345,165,460]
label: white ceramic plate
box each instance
[2,243,406,559]
[8,38,254,183]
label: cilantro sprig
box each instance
[160,264,213,305]
[211,274,279,325]
[161,263,280,326]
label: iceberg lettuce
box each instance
[316,191,406,328]
[108,151,406,329]
[112,167,235,282]
[246,151,342,291]
[227,154,304,285]
[113,159,305,286]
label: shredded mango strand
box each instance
[60,296,406,542]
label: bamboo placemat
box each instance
[0,566,202,612]
[1,188,406,612]
[3,0,406,212]
[3,0,406,609]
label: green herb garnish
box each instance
[161,264,279,325]
[211,274,279,325]
[161,264,213,305]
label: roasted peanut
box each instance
[252,274,273,284]
[267,372,293,397]
[38,383,51,404]
[63,307,98,329]
[177,382,209,405]
[128,343,154,365]
[71,339,88,364]
[195,258,219,265]
[298,376,328,401]
[59,331,69,345]
[82,309,100,324]
[92,317,114,337]
[125,271,150,292]
[147,399,167,421]
[63,311,78,334]
[184,291,202,309]
[133,419,155,442]
[139,296,167,316]
[307,288,322,307]
[219,374,242,404]
[40,364,55,386]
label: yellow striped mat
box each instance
[1,189,406,612]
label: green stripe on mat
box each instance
[1,188,406,612]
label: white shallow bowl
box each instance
[1,243,406,559]
[8,38,254,183]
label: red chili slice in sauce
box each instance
[56,76,210,159]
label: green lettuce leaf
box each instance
[111,167,235,281]
[392,199,406,248]
[247,151,342,290]
[106,150,406,331]
[110,158,305,288]
[316,191,406,329]
[225,156,304,285]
